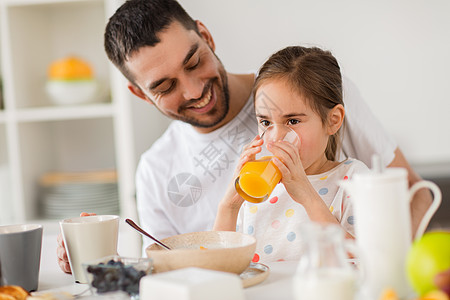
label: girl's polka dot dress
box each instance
[236,158,369,263]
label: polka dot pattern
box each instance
[241,161,359,262]
[319,188,328,195]
[287,232,296,242]
[264,245,273,254]
[247,225,254,235]
[347,216,354,225]
[271,220,281,229]
[285,209,294,217]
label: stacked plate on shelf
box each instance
[39,170,120,219]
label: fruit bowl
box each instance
[82,255,152,297]
[46,56,103,106]
[46,80,98,105]
[146,231,256,274]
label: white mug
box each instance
[60,215,119,283]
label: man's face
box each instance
[125,21,229,132]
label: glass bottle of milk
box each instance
[293,223,359,300]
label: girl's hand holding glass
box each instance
[268,138,313,204]
[235,124,300,203]
[218,135,264,211]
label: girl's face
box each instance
[254,78,335,173]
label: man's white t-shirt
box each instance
[136,77,397,252]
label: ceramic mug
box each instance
[0,224,43,291]
[60,215,119,283]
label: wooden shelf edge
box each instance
[15,102,115,122]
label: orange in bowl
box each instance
[48,56,94,80]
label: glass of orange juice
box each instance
[235,125,299,203]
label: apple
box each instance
[406,231,450,296]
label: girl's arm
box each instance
[213,192,243,231]
[213,135,262,231]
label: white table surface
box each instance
[36,261,298,300]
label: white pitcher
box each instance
[340,165,441,300]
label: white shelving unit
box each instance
[0,0,158,256]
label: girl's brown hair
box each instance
[254,46,344,161]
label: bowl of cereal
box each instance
[145,231,256,274]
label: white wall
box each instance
[170,0,449,167]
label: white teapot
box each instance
[340,160,442,300]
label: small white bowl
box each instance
[46,80,98,106]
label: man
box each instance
[57,0,431,272]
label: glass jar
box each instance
[293,223,359,300]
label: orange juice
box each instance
[235,156,281,203]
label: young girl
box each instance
[213,46,369,263]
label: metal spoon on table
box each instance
[125,218,171,250]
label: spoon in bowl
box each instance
[125,218,171,250]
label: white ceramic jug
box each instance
[340,164,441,300]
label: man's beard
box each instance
[168,68,230,129]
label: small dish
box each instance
[82,255,152,297]
[240,262,270,288]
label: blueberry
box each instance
[125,266,139,279]
[116,261,125,267]
[89,261,146,295]
[126,283,139,295]
[107,259,116,266]
[87,265,105,275]
[137,270,146,279]
[96,281,108,293]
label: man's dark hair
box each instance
[104,0,198,82]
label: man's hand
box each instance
[56,233,71,273]
[56,212,96,274]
